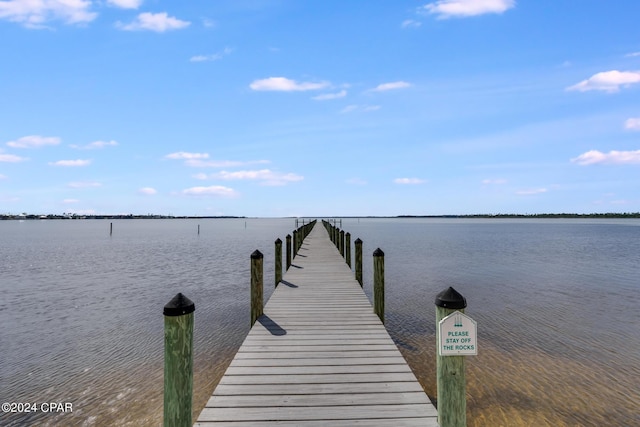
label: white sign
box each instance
[438,311,477,356]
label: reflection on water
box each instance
[1,218,639,426]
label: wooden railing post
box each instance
[286,234,292,270]
[251,250,263,326]
[293,230,298,258]
[275,238,282,287]
[373,248,385,323]
[163,293,195,427]
[339,230,345,257]
[355,238,363,287]
[345,232,351,267]
[435,287,468,427]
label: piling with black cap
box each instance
[435,286,467,427]
[373,248,385,323]
[354,238,363,286]
[286,234,292,270]
[275,238,282,287]
[345,232,351,267]
[251,250,264,326]
[163,293,195,427]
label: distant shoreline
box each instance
[2,213,639,220]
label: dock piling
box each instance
[163,293,195,427]
[250,250,264,326]
[345,232,351,267]
[275,238,282,287]
[373,248,385,323]
[435,287,468,427]
[355,238,363,287]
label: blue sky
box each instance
[1,0,639,217]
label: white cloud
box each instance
[49,159,92,167]
[515,188,547,195]
[7,135,60,148]
[625,52,640,58]
[394,177,426,184]
[62,198,79,204]
[182,185,238,197]
[312,90,347,100]
[370,81,412,92]
[0,174,7,179]
[571,149,640,165]
[212,169,303,186]
[165,151,209,160]
[624,117,640,131]
[138,187,157,195]
[107,0,142,9]
[340,104,381,113]
[0,153,28,162]
[0,0,97,28]
[190,47,233,62]
[401,19,421,28]
[117,12,190,32]
[249,77,330,92]
[566,70,640,93]
[70,140,118,149]
[68,181,101,188]
[422,0,515,19]
[185,159,270,168]
[482,179,507,184]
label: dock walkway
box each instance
[195,223,438,426]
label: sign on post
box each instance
[438,310,477,356]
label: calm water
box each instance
[1,218,639,426]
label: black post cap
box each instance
[373,248,384,257]
[435,286,467,309]
[163,293,195,316]
[251,249,263,259]
[355,238,362,243]
[275,238,282,244]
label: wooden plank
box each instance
[196,418,439,427]
[218,372,420,385]
[198,404,437,421]
[206,392,430,407]
[194,223,437,425]
[229,356,409,367]
[211,381,427,395]
[223,364,413,376]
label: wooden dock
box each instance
[194,223,438,426]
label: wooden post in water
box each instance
[197,224,200,235]
[373,248,385,323]
[275,238,282,287]
[339,230,345,258]
[250,250,264,326]
[435,287,467,427]
[345,232,351,267]
[355,238,363,287]
[293,230,298,258]
[163,293,195,427]
[286,234,292,270]
[110,222,113,236]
